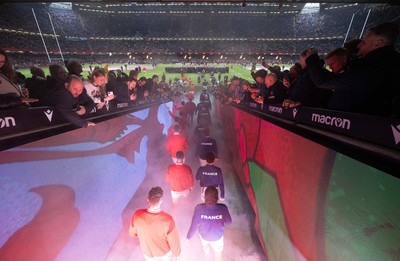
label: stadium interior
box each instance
[1,1,399,66]
[1,1,400,261]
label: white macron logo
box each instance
[311,113,351,130]
[0,117,16,128]
[391,124,400,145]
[44,110,53,122]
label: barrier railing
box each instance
[0,98,166,151]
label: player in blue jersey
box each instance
[196,153,224,201]
[186,186,232,261]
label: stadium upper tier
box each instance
[0,2,399,56]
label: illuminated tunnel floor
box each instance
[106,95,266,261]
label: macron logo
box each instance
[391,124,400,145]
[44,110,53,122]
[311,113,351,130]
[0,117,16,128]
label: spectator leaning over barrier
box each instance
[113,76,138,103]
[305,22,400,117]
[325,48,350,75]
[282,48,331,109]
[261,61,284,80]
[282,63,303,97]
[144,74,159,97]
[255,73,287,106]
[250,69,268,90]
[234,80,253,106]
[84,69,115,110]
[304,48,351,111]
[43,75,95,127]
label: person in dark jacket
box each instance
[282,48,331,109]
[43,75,95,127]
[234,80,254,106]
[113,76,138,103]
[305,22,400,116]
[0,49,38,108]
[255,73,287,106]
[25,66,47,107]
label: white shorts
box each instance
[144,251,173,261]
[171,189,189,204]
[200,235,224,253]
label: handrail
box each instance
[0,98,168,151]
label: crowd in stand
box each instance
[215,22,400,118]
[1,21,400,121]
[1,3,399,59]
[1,1,400,121]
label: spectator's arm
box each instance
[52,95,89,127]
[0,94,23,108]
[80,89,95,114]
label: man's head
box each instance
[254,69,268,84]
[357,22,399,57]
[91,69,107,86]
[241,80,250,90]
[152,75,159,83]
[138,77,147,86]
[49,64,67,82]
[231,76,240,86]
[300,48,317,69]
[204,186,218,205]
[289,63,303,79]
[65,75,84,98]
[325,48,349,74]
[30,66,45,78]
[176,151,185,163]
[147,186,163,206]
[127,77,137,90]
[265,73,277,88]
[205,153,215,164]
[129,70,139,79]
[173,124,180,133]
[67,60,83,75]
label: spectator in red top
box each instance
[166,125,189,163]
[165,151,194,206]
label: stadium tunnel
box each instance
[0,92,399,260]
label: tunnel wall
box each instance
[217,102,400,261]
[0,103,174,260]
